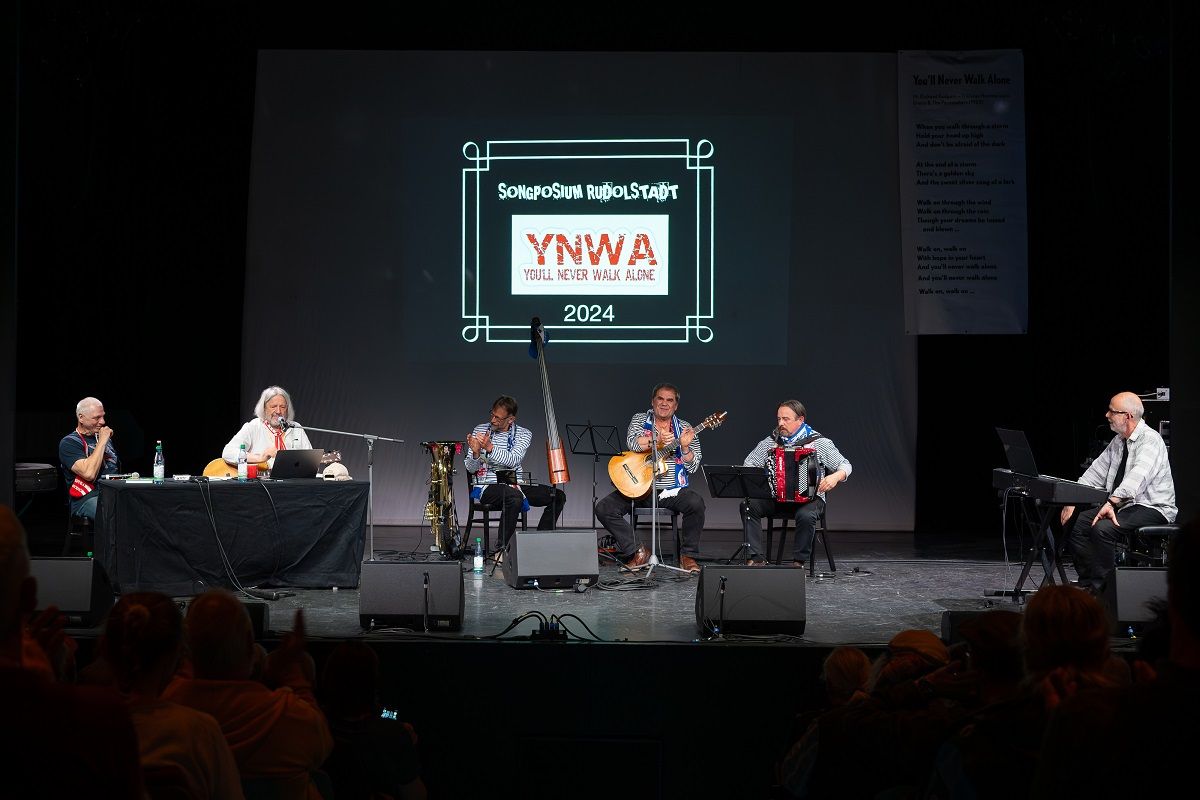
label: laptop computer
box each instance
[269,449,326,479]
[995,428,1041,476]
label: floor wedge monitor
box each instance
[358,560,464,631]
[503,529,599,590]
[30,557,115,628]
[695,564,806,636]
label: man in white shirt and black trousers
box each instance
[1060,391,1177,593]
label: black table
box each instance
[95,478,369,596]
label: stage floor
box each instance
[235,526,1054,648]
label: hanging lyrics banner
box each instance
[898,50,1028,334]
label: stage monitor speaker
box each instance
[1101,567,1167,631]
[29,557,115,627]
[358,560,464,631]
[695,564,805,636]
[503,529,599,590]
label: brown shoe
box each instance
[746,559,767,566]
[792,560,806,568]
[624,545,650,569]
[680,555,701,574]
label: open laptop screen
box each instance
[270,449,325,479]
[995,428,1040,477]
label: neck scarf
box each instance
[644,411,688,489]
[778,422,815,446]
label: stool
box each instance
[632,504,682,563]
[1119,524,1181,567]
[63,513,94,557]
[765,505,834,577]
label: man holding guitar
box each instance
[597,383,709,574]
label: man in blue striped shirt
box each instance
[1061,391,1177,592]
[464,396,567,550]
[741,400,851,567]
[594,383,706,573]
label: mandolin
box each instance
[607,411,728,498]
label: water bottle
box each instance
[237,444,248,482]
[472,537,484,574]
[153,441,165,484]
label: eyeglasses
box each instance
[489,411,511,422]
[1106,408,1132,418]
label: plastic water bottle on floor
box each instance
[237,444,248,482]
[473,537,484,574]
[153,441,165,484]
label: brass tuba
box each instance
[421,440,463,558]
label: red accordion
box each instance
[771,446,818,503]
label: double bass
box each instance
[530,318,570,496]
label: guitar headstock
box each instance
[702,411,728,430]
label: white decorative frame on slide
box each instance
[460,138,715,344]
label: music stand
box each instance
[566,421,623,531]
[703,465,774,563]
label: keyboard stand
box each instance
[995,493,1071,602]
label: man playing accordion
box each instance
[741,400,852,567]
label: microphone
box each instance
[101,472,140,480]
[276,416,297,429]
[774,425,788,445]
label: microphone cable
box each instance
[193,478,293,601]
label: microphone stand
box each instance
[289,422,404,561]
[641,425,690,580]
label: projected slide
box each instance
[462,138,714,345]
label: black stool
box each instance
[63,513,94,557]
[1119,523,1181,567]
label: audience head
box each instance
[320,640,381,718]
[1021,584,1110,675]
[868,629,950,691]
[821,645,871,705]
[104,592,184,693]
[185,590,255,679]
[957,609,1024,683]
[0,505,36,648]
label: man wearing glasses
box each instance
[1060,391,1177,593]
[464,395,567,552]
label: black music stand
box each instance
[566,422,623,531]
[703,465,774,563]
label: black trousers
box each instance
[740,497,826,562]
[479,483,566,547]
[1066,503,1168,590]
[594,487,706,559]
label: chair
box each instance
[464,473,528,554]
[631,502,682,564]
[764,503,833,577]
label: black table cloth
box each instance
[95,478,369,595]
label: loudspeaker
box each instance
[503,529,599,589]
[358,560,464,631]
[1101,567,1167,630]
[29,557,115,627]
[695,564,805,636]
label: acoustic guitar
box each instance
[607,411,728,498]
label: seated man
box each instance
[164,591,332,798]
[464,395,567,550]
[1060,391,1177,592]
[741,400,851,567]
[594,382,706,573]
[58,396,121,520]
